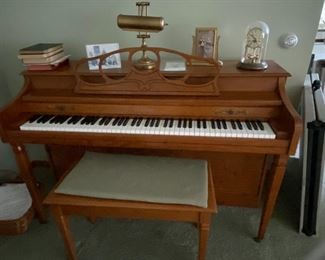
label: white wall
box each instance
[0,0,324,170]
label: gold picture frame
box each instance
[194,27,219,60]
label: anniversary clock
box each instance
[237,21,270,70]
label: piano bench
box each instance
[44,152,217,260]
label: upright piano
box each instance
[0,47,302,240]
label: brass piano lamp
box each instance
[117,1,167,70]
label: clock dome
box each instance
[237,21,270,70]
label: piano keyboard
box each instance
[20,115,276,139]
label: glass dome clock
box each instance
[237,21,270,70]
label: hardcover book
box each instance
[25,56,70,71]
[19,43,63,54]
[22,51,65,64]
[17,47,63,59]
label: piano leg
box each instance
[256,154,288,241]
[11,144,47,223]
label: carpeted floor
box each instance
[0,158,324,260]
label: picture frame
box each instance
[85,43,121,70]
[194,27,219,60]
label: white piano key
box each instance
[240,123,250,138]
[170,119,178,136]
[152,120,161,135]
[157,119,166,135]
[202,121,210,137]
[179,120,186,136]
[223,121,233,138]
[138,119,147,134]
[263,122,276,139]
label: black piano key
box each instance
[28,114,42,123]
[221,120,227,129]
[144,118,150,127]
[236,120,243,130]
[104,117,112,126]
[211,120,216,129]
[117,118,125,126]
[203,120,207,129]
[149,118,155,127]
[90,116,100,125]
[230,120,237,130]
[131,118,138,126]
[177,119,182,128]
[155,119,160,127]
[57,116,66,124]
[73,116,83,125]
[197,120,201,129]
[49,115,59,124]
[168,119,174,128]
[122,118,129,126]
[66,116,75,124]
[67,116,81,124]
[36,115,46,123]
[216,120,221,129]
[90,116,98,125]
[245,120,252,130]
[136,118,143,127]
[71,116,81,125]
[251,121,258,130]
[85,116,94,125]
[57,115,69,124]
[210,120,215,129]
[37,115,50,123]
[41,115,54,123]
[183,119,187,128]
[112,117,120,126]
[54,116,65,124]
[257,120,264,130]
[189,119,193,128]
[163,119,169,128]
[98,117,106,125]
[82,116,91,124]
[80,116,88,125]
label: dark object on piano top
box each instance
[19,43,63,54]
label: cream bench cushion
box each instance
[55,152,208,208]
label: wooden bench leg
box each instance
[51,206,77,260]
[198,213,212,260]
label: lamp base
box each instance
[134,56,156,70]
[237,61,268,70]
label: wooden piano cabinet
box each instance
[0,59,302,241]
[210,153,267,207]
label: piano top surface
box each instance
[21,60,290,78]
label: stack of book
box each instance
[18,43,69,71]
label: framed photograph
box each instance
[85,43,121,70]
[194,27,219,60]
